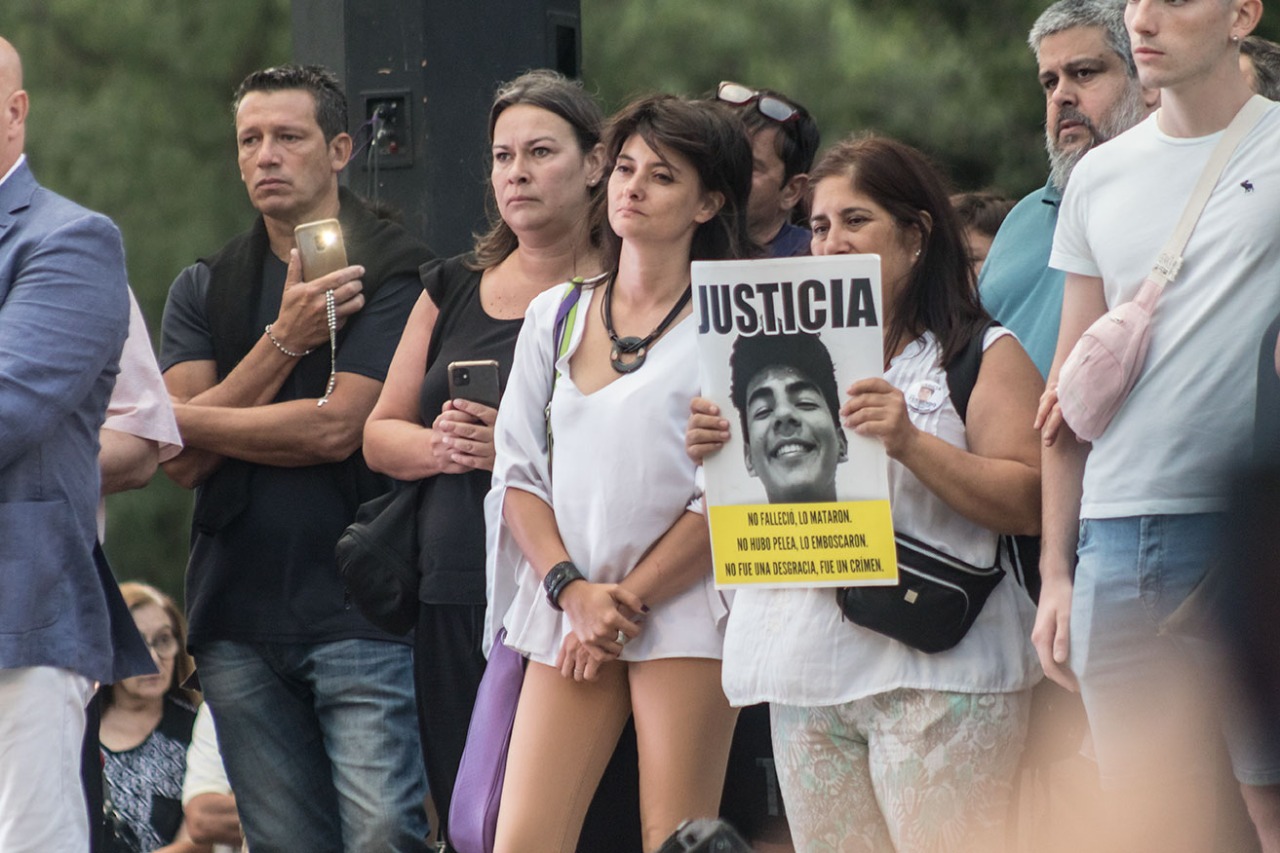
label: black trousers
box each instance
[82,690,105,853]
[719,702,790,842]
[413,602,641,853]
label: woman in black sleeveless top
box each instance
[363,70,626,850]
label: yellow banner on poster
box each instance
[709,499,898,588]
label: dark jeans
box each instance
[198,639,428,853]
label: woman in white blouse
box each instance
[689,134,1044,852]
[488,95,753,852]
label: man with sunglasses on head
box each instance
[716,82,820,258]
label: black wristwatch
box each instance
[543,561,585,611]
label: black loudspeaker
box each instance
[292,0,582,256]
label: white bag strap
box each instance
[1152,95,1271,286]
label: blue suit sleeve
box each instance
[0,212,129,470]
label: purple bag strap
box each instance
[545,283,583,473]
[553,283,582,343]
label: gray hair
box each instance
[1242,36,1280,101]
[1029,0,1136,78]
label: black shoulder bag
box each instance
[334,255,475,636]
[836,324,1035,654]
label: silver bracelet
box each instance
[264,324,313,358]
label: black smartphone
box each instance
[447,359,501,409]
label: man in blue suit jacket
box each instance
[0,36,149,852]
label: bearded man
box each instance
[977,0,1155,377]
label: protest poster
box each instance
[692,254,897,589]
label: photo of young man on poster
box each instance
[729,331,848,504]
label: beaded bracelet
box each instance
[264,324,314,358]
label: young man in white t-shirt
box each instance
[1036,0,1280,850]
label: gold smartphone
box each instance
[294,218,348,280]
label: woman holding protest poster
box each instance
[689,134,1043,852]
[487,94,753,852]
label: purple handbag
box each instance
[448,628,526,853]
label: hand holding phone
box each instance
[447,360,501,409]
[268,220,364,359]
[436,361,501,473]
[294,219,348,281]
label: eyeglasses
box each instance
[143,632,181,659]
[716,81,801,124]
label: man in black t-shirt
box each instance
[159,65,431,853]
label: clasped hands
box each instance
[555,581,646,683]
[429,399,498,474]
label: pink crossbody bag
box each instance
[1057,96,1270,442]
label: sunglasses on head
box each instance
[716,81,800,124]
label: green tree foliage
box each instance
[581,0,1052,196]
[582,0,1280,194]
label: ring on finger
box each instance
[615,629,628,646]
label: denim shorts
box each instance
[1072,514,1280,788]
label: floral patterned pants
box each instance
[772,687,1032,853]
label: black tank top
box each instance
[415,257,523,604]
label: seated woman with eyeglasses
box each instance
[99,583,209,853]
[488,94,754,852]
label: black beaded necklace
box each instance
[602,275,693,374]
